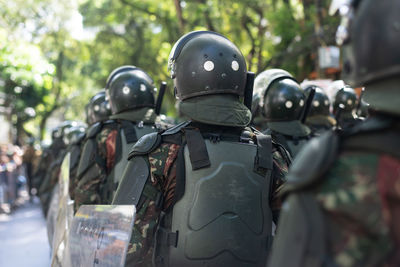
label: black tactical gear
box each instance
[269,117,400,267]
[303,85,331,117]
[252,68,296,117]
[67,127,87,200]
[169,31,247,100]
[55,121,80,143]
[110,31,292,267]
[105,65,137,90]
[63,125,86,146]
[302,85,336,134]
[333,86,357,114]
[113,122,277,267]
[102,120,158,203]
[87,91,111,125]
[168,31,251,127]
[264,79,306,121]
[333,86,360,129]
[108,69,156,115]
[252,69,311,157]
[268,1,400,265]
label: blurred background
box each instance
[0,0,340,145]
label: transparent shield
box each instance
[66,205,136,267]
[46,184,60,247]
[51,153,73,266]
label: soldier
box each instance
[269,0,400,266]
[303,85,336,135]
[112,31,290,267]
[74,67,164,210]
[38,120,77,215]
[333,86,360,129]
[68,91,110,202]
[73,89,115,211]
[33,127,64,191]
[252,69,312,158]
[63,125,86,200]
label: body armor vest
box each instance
[102,122,157,203]
[154,135,273,267]
[76,122,110,180]
[68,137,85,199]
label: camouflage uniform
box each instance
[67,131,86,200]
[38,141,67,215]
[74,125,117,210]
[120,124,290,266]
[33,139,64,191]
[268,118,400,267]
[269,0,400,265]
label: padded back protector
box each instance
[157,140,273,267]
[103,124,157,203]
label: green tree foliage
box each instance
[79,0,339,115]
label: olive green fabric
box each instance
[267,120,311,137]
[180,94,252,127]
[364,78,400,116]
[110,107,157,123]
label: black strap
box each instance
[120,120,138,144]
[256,135,273,171]
[184,127,211,170]
[171,141,187,209]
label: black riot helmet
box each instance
[108,68,156,115]
[53,121,81,145]
[264,79,306,121]
[105,65,137,90]
[330,0,400,115]
[87,91,111,125]
[253,69,305,121]
[51,127,61,140]
[63,125,86,146]
[333,86,357,114]
[303,85,331,117]
[253,69,310,136]
[168,31,247,100]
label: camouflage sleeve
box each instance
[270,146,290,224]
[313,152,398,266]
[74,127,117,210]
[125,143,180,267]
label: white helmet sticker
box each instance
[204,61,215,71]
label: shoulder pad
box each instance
[283,131,339,195]
[128,132,162,159]
[161,121,191,136]
[87,122,103,138]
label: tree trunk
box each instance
[173,0,185,34]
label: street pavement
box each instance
[0,198,51,267]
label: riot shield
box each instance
[46,184,60,246]
[51,153,74,267]
[66,205,136,267]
